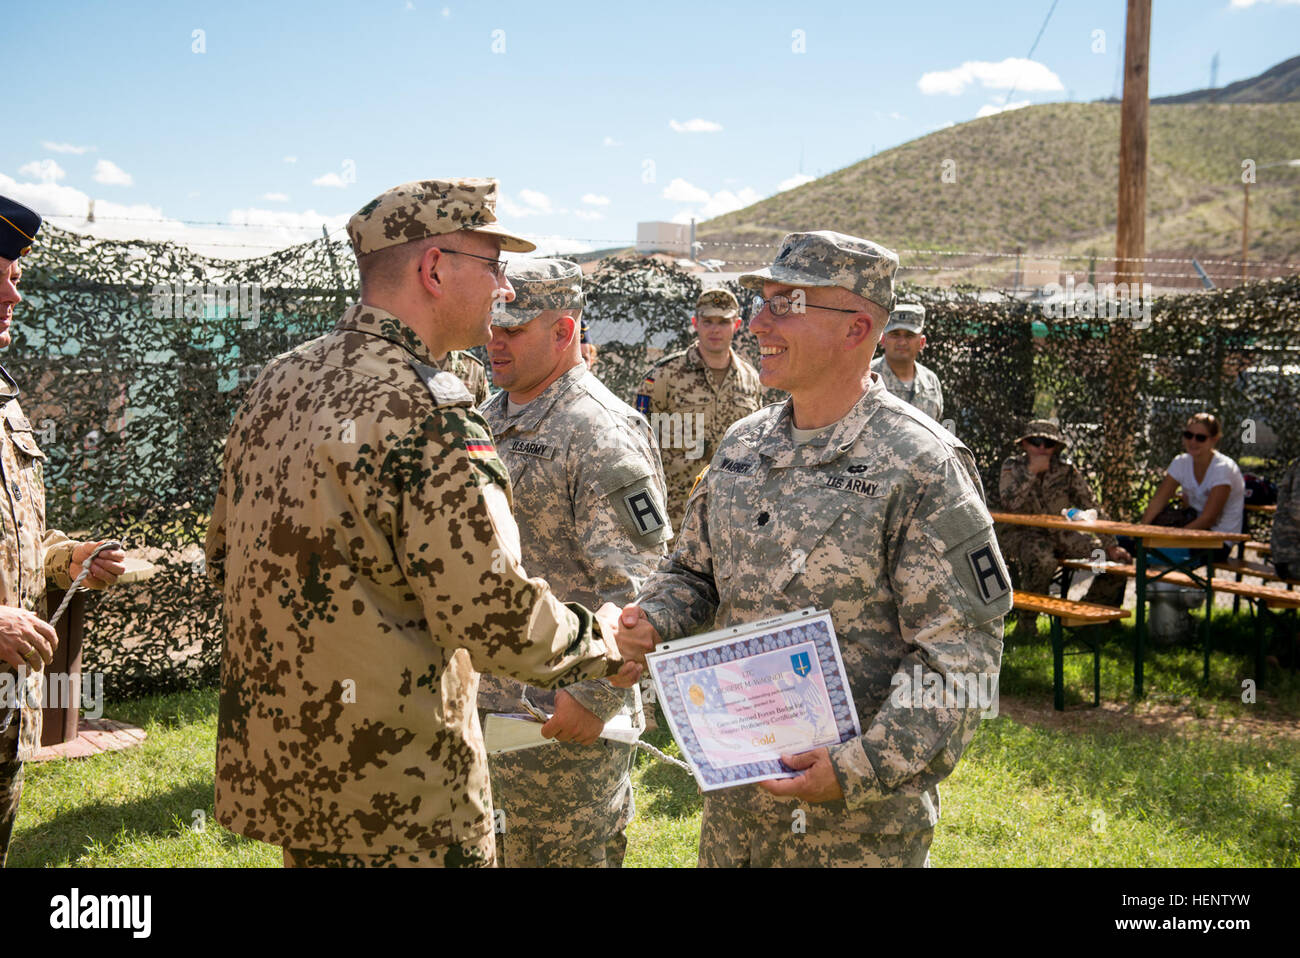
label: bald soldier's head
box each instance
[739,231,897,428]
[347,178,535,359]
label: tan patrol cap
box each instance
[347,177,536,259]
[696,288,739,318]
[739,230,897,311]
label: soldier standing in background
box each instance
[437,349,489,405]
[479,258,670,867]
[635,288,762,524]
[617,231,1009,867]
[1271,457,1299,582]
[0,196,125,867]
[206,179,635,869]
[871,303,943,421]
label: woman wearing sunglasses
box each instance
[1138,413,1246,563]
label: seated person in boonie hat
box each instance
[997,419,1130,637]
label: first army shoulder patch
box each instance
[623,488,665,536]
[966,544,1010,604]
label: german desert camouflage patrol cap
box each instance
[696,288,739,318]
[885,303,925,334]
[347,177,536,259]
[0,195,41,262]
[493,258,584,328]
[739,230,897,311]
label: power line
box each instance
[1003,0,1062,107]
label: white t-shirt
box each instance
[1166,451,1245,534]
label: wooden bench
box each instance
[1061,559,1300,687]
[1012,591,1130,710]
[1244,540,1272,556]
[1213,558,1300,589]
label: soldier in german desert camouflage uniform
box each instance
[206,179,636,869]
[616,230,1011,867]
[479,258,670,867]
[0,196,124,867]
[635,289,762,525]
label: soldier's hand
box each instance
[760,747,844,804]
[1026,452,1052,475]
[594,603,644,688]
[70,541,127,589]
[615,604,659,665]
[0,606,59,670]
[1106,545,1132,563]
[540,690,605,746]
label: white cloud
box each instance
[41,141,94,155]
[776,173,815,192]
[976,99,1031,118]
[442,5,451,15]
[1230,0,1300,6]
[669,118,723,133]
[284,155,298,164]
[499,189,560,218]
[262,192,290,201]
[312,171,349,188]
[873,111,906,121]
[919,57,1063,96]
[573,209,604,221]
[405,0,414,8]
[517,188,553,213]
[93,159,133,186]
[602,136,622,147]
[581,193,610,206]
[662,178,711,203]
[18,159,66,183]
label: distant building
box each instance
[637,221,692,256]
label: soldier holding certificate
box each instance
[617,230,1011,867]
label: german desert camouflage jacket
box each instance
[635,373,1009,833]
[998,454,1118,550]
[479,361,670,722]
[635,343,762,524]
[0,366,76,762]
[870,356,944,421]
[205,304,624,854]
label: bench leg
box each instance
[1202,564,1213,687]
[1255,603,1267,692]
[1093,635,1102,708]
[1052,617,1065,711]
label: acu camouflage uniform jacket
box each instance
[636,374,1010,835]
[869,356,944,422]
[1271,459,1300,566]
[206,305,624,855]
[635,343,762,523]
[0,366,77,762]
[479,362,671,842]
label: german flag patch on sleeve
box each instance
[464,439,497,461]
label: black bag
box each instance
[1151,504,1198,527]
[1243,473,1278,505]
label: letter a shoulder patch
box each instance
[622,486,666,539]
[966,543,1010,605]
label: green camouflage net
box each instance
[12,226,1300,698]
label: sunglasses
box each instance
[1183,431,1211,442]
[1025,437,1058,449]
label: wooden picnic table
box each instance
[41,556,161,747]
[992,512,1248,697]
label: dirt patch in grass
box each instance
[997,693,1300,744]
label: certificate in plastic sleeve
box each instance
[645,608,860,791]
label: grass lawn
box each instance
[12,613,1299,867]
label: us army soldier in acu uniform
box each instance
[206,179,636,869]
[870,303,943,421]
[0,196,125,867]
[480,259,671,867]
[617,231,1010,867]
[636,289,762,524]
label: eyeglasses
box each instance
[1183,431,1211,442]
[750,294,862,317]
[1025,437,1058,449]
[428,247,507,279]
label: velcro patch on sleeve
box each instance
[623,488,666,536]
[966,544,1010,605]
[635,393,651,416]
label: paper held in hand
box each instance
[484,684,646,754]
[645,607,860,792]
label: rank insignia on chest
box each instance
[822,474,884,497]
[507,439,556,460]
[464,439,497,461]
[717,457,756,476]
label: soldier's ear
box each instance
[418,247,444,296]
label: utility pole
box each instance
[1106,0,1151,699]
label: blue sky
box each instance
[4,0,1297,258]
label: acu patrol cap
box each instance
[696,288,739,318]
[0,196,41,262]
[739,230,897,312]
[493,258,584,328]
[885,303,925,334]
[347,177,536,259]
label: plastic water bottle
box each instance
[1062,508,1098,521]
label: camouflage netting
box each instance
[13,225,1300,698]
